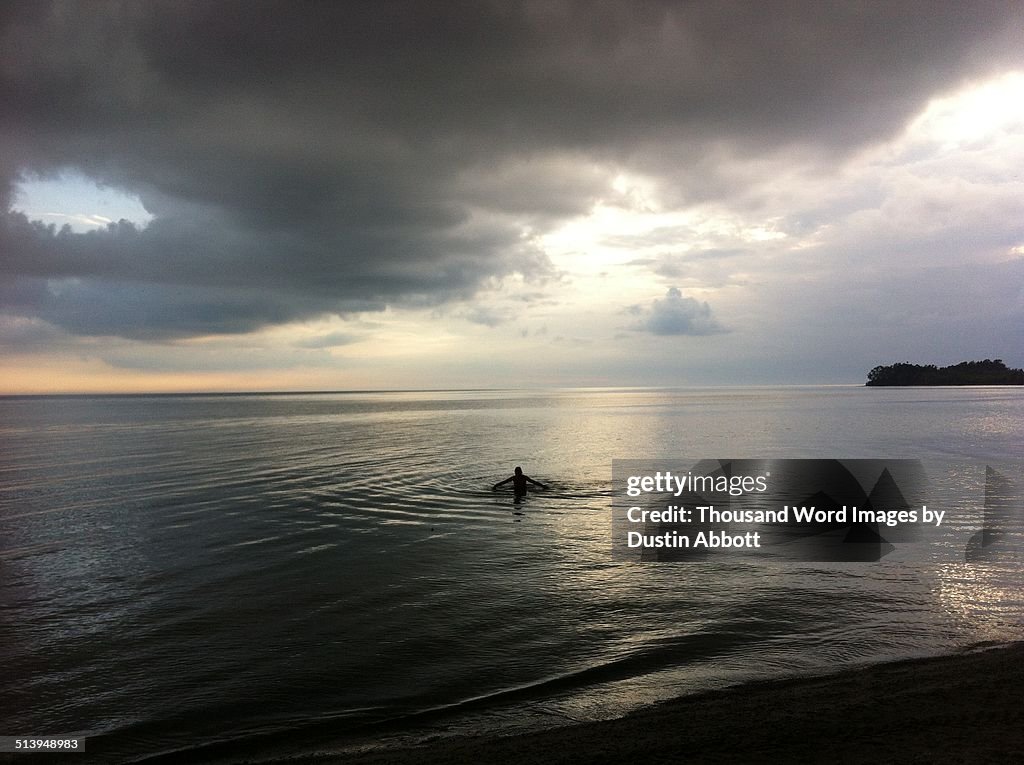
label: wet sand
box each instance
[320,642,1024,765]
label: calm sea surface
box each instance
[1,387,1022,762]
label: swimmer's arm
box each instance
[526,477,547,489]
[493,476,513,490]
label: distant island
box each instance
[866,359,1024,386]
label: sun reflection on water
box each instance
[934,562,1024,644]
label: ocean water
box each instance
[1,386,1022,762]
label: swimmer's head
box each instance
[514,466,523,475]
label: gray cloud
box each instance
[293,332,359,349]
[99,343,340,372]
[628,250,751,282]
[2,1,1023,341]
[634,287,727,336]
[0,313,65,351]
[463,306,512,328]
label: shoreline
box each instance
[309,641,1024,765]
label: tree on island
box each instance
[866,359,1024,386]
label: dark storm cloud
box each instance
[2,0,1022,338]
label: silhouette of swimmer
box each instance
[493,466,547,496]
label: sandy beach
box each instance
[320,642,1024,765]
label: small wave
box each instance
[0,540,65,560]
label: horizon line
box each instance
[0,383,873,398]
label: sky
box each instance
[2,1,1024,393]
